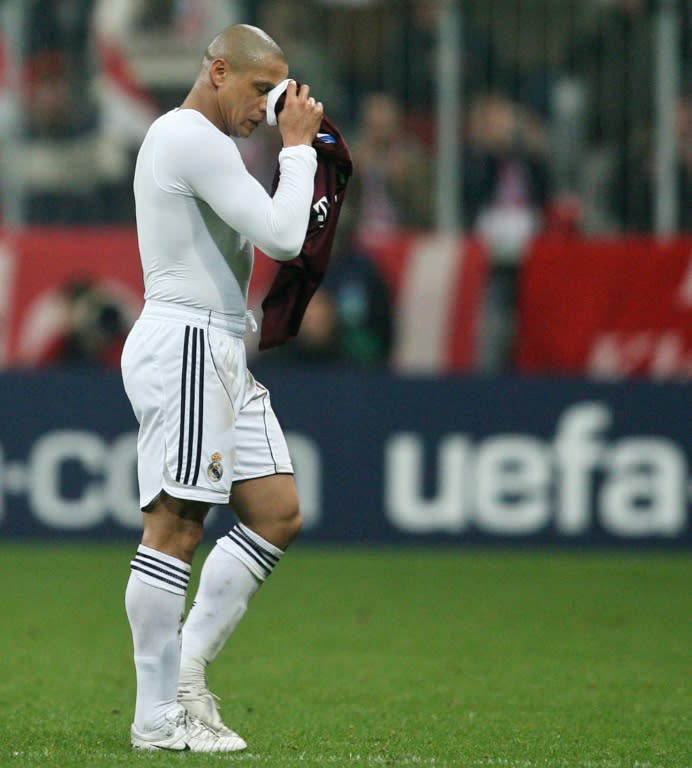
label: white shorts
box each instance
[121,300,293,508]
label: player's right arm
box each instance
[153,112,317,260]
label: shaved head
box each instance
[203,24,285,72]
[183,23,289,137]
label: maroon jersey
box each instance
[259,103,353,350]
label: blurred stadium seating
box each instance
[0,0,689,375]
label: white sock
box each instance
[180,523,283,687]
[126,545,191,732]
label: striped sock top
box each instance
[130,544,191,596]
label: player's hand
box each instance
[278,80,323,148]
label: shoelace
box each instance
[178,686,232,735]
[172,708,188,729]
[199,691,226,728]
[185,712,221,738]
[179,685,223,710]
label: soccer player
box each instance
[120,24,323,752]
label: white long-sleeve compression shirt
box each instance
[133,108,317,317]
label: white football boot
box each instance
[178,682,247,748]
[131,705,247,752]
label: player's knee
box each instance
[142,492,209,562]
[176,532,200,562]
[281,482,303,538]
[268,495,302,548]
[174,500,207,555]
[282,500,303,541]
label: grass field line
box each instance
[241,758,672,768]
[6,755,675,768]
[242,759,672,768]
[469,760,672,768]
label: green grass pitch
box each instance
[0,543,689,768]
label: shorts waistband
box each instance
[141,300,247,337]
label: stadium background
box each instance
[0,0,689,545]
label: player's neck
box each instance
[180,82,226,135]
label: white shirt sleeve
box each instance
[153,112,317,261]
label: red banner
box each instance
[7,228,689,378]
[0,228,144,366]
[516,235,692,378]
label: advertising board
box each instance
[1,368,688,546]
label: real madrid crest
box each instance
[207,452,224,482]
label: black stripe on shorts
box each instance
[176,326,205,486]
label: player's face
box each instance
[217,55,288,138]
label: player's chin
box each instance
[229,122,253,139]
[242,120,261,137]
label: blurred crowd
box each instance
[0,0,690,372]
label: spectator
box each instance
[91,0,241,112]
[20,50,133,224]
[259,288,343,367]
[463,91,549,241]
[25,0,95,103]
[614,92,692,233]
[387,0,501,118]
[11,0,133,223]
[349,91,433,248]
[321,205,394,368]
[37,278,131,368]
[566,0,652,231]
[461,91,550,372]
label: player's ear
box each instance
[208,58,228,87]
